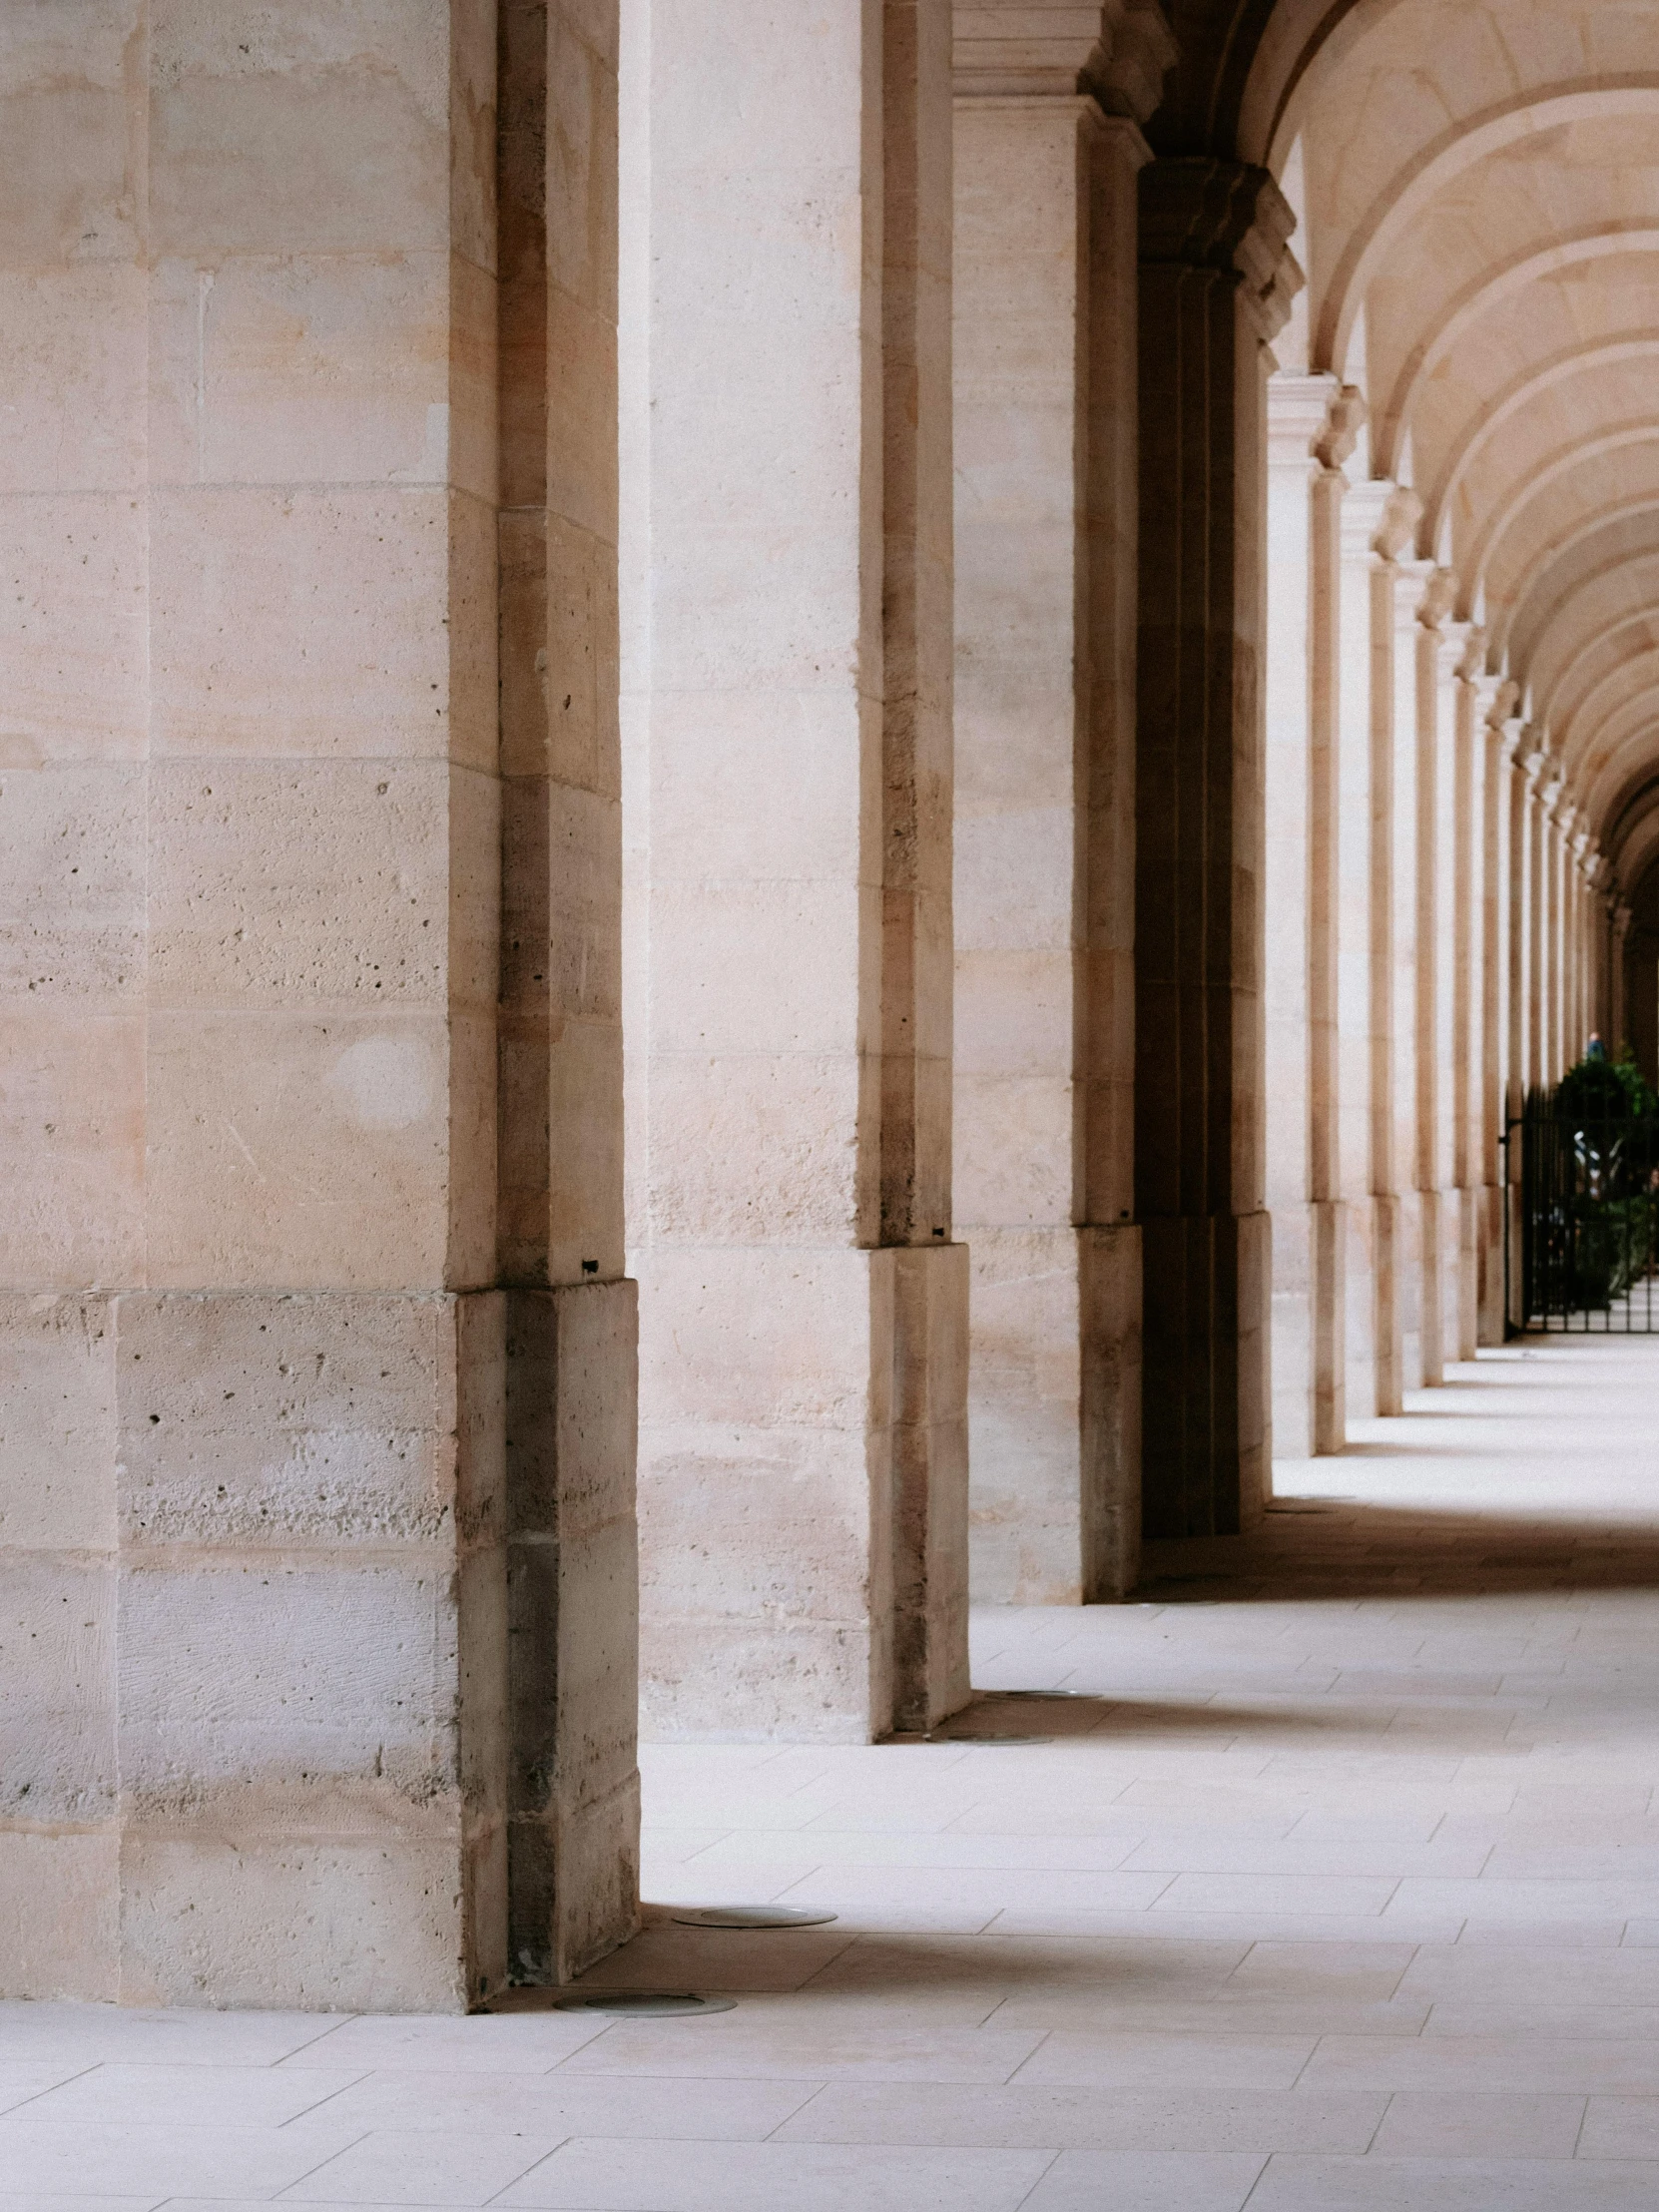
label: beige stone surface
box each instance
[623,0,968,1738]
[0,0,637,2012]
[7,1343,1659,2198]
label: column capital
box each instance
[952,1,1177,120]
[1267,372,1342,468]
[1371,483,1422,563]
[1314,382,1367,474]
[1140,157,1305,342]
[1488,678,1523,739]
[1456,626,1490,685]
[1416,567,1458,632]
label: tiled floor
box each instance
[9,1338,1659,2209]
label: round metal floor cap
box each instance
[552,1991,737,2016]
[991,1688,1080,1699]
[670,1906,838,1931]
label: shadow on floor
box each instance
[1138,1495,1659,1602]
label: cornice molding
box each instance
[1140,159,1304,342]
[952,1,1178,122]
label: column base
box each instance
[0,1286,639,2012]
[637,1244,969,1742]
[1140,1210,1270,1540]
[1476,1183,1506,1347]
[1269,1200,1347,1462]
[965,1225,1142,1606]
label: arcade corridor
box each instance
[5,1337,1659,2206]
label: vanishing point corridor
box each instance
[6,1335,1659,2208]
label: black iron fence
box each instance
[1504,1088,1659,1333]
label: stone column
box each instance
[1475,683,1514,1347]
[1444,630,1481,1365]
[1264,376,1359,1460]
[1543,782,1567,1082]
[1386,545,1434,1396]
[1523,748,1548,1094]
[1135,158,1301,1536]
[1335,480,1395,1418]
[950,3,1173,1603]
[1409,572,1456,1389]
[0,2,638,2009]
[624,0,968,1740]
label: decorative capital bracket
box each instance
[1140,158,1305,343]
[1315,383,1367,474]
[1371,484,1422,563]
[952,1,1178,120]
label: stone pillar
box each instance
[1475,684,1514,1347]
[1443,630,1480,1364]
[1385,543,1434,1396]
[0,2,638,2009]
[1542,781,1567,1082]
[1335,481,1395,1419]
[1523,748,1548,1094]
[1135,158,1301,1536]
[950,2,1173,1603]
[624,0,968,1740]
[498,0,639,1992]
[1583,835,1601,1061]
[1409,572,1456,1389]
[1264,376,1359,1460]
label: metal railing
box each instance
[1503,1088,1659,1333]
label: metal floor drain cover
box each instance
[670,1906,838,1931]
[928,1732,1055,1746]
[552,1991,736,2017]
[989,1688,1080,1700]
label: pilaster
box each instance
[1135,156,1302,1536]
[627,1,968,1738]
[1264,375,1359,1461]
[952,2,1169,1603]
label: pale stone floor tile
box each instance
[1578,2096,1659,2157]
[490,2136,1056,2211]
[1369,2090,1587,2157]
[15,2065,368,2128]
[276,2015,613,2073]
[0,2064,100,2116]
[299,2070,817,2140]
[1245,2155,1659,2208]
[768,2081,1390,2152]
[1015,2149,1268,2210]
[0,2198,168,2212]
[1004,2028,1316,2089]
[275,2128,562,2204]
[0,2009,349,2068]
[1301,2034,1659,2093]
[0,2121,366,2198]
[552,2017,1047,2082]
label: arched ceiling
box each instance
[1152,0,1659,886]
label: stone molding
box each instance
[1139,157,1304,342]
[1457,626,1490,686]
[1315,383,1367,474]
[1371,483,1422,563]
[952,0,1177,119]
[1266,373,1366,473]
[1417,567,1459,631]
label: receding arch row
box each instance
[1376,230,1659,481]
